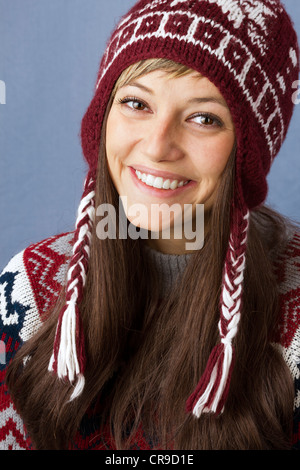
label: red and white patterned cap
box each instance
[49,0,300,416]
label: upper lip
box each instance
[130,164,191,182]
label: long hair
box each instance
[6,59,295,450]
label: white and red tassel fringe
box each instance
[186,207,250,417]
[48,172,96,401]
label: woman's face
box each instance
[106,68,235,253]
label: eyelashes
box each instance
[116,96,224,128]
[188,112,223,128]
[117,96,148,111]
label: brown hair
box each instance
[6,59,294,450]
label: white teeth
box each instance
[169,180,178,190]
[153,177,164,188]
[163,179,170,190]
[145,174,155,186]
[135,170,189,190]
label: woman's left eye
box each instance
[189,113,223,128]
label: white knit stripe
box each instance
[0,433,25,450]
[96,9,286,160]
[220,217,249,332]
[57,290,79,381]
[98,10,216,83]
[274,324,300,411]
[223,312,241,341]
[277,72,287,94]
[193,365,218,417]
[219,213,249,335]
[210,342,233,412]
[222,297,241,320]
[0,403,26,435]
[115,0,282,29]
[0,250,42,343]
[192,342,233,415]
[48,351,54,370]
[48,287,83,383]
[84,245,91,257]
[73,224,93,254]
[206,0,278,31]
[170,0,188,7]
[222,285,235,311]
[69,373,85,401]
[290,47,298,67]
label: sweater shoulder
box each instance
[0,232,73,449]
[274,230,300,349]
[273,230,300,437]
[0,232,73,352]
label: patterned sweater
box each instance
[0,232,299,450]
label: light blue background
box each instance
[0,0,299,268]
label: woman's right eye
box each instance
[117,97,148,111]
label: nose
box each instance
[142,114,185,162]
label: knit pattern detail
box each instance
[0,231,299,449]
[97,0,286,160]
[273,232,300,429]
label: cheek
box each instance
[106,108,137,157]
[192,135,234,179]
[106,111,121,162]
[105,115,123,193]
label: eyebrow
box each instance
[122,82,229,109]
[187,97,229,109]
[123,82,154,94]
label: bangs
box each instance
[111,58,196,97]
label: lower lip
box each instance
[129,167,196,198]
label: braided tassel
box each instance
[186,206,250,417]
[48,171,96,400]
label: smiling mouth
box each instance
[133,169,191,190]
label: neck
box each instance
[144,242,194,296]
[145,237,194,255]
[145,209,209,255]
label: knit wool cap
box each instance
[49,0,299,416]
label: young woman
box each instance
[0,0,300,450]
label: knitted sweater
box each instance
[0,232,299,450]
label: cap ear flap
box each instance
[238,147,269,209]
[48,171,96,401]
[81,97,104,171]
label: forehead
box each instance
[119,68,229,110]
[121,68,224,95]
